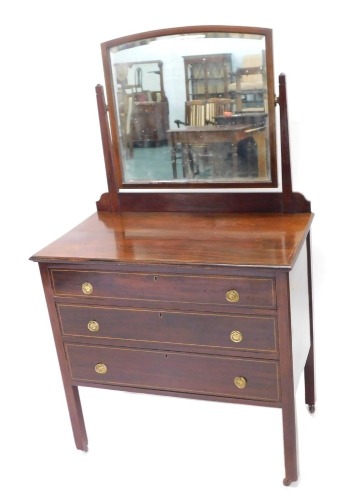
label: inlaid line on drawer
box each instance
[51,269,276,309]
[66,344,280,402]
[58,304,278,353]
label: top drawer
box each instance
[51,270,275,309]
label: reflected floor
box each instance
[124,143,258,183]
[124,145,178,182]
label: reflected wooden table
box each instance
[214,112,267,127]
[168,125,267,179]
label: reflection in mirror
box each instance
[104,28,277,188]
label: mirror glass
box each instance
[102,27,277,189]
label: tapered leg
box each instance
[277,272,299,486]
[304,346,315,412]
[281,389,298,486]
[304,231,316,412]
[64,385,88,451]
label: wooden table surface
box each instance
[168,124,268,179]
[31,211,314,268]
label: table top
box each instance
[31,211,313,269]
[168,124,250,133]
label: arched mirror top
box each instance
[101,25,278,191]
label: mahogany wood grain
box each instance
[51,269,275,308]
[58,304,277,355]
[30,211,313,268]
[115,191,310,213]
[65,343,280,402]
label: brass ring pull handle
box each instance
[87,320,99,332]
[82,282,93,295]
[234,376,247,389]
[95,363,107,374]
[226,290,240,303]
[230,330,243,343]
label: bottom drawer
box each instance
[66,344,280,402]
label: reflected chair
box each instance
[173,100,211,176]
[173,100,207,176]
[172,99,237,178]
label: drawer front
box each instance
[52,270,275,308]
[66,344,280,402]
[58,305,277,353]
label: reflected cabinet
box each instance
[184,53,233,100]
[31,25,316,487]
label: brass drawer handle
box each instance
[95,363,107,374]
[230,330,243,343]
[226,290,240,303]
[87,320,99,332]
[82,282,93,295]
[234,376,247,389]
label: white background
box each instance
[1,1,352,498]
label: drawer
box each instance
[51,270,275,309]
[66,344,280,402]
[58,305,277,353]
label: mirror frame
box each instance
[101,25,278,191]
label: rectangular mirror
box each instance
[101,26,277,189]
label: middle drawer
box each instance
[58,304,277,354]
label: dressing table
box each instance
[31,25,315,486]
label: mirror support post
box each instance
[95,84,120,212]
[278,73,293,211]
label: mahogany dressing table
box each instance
[31,26,315,486]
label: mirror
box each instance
[101,26,277,189]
